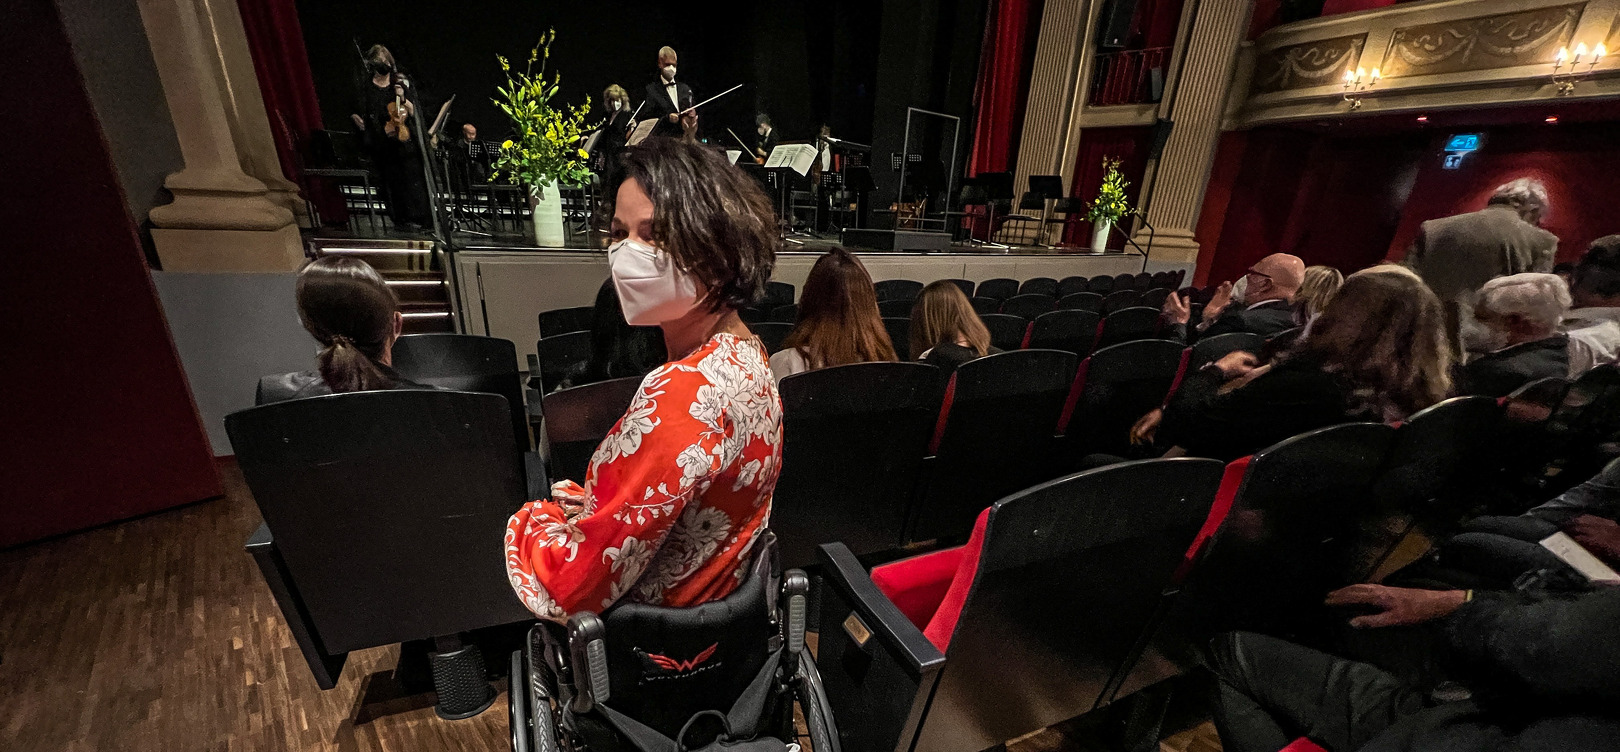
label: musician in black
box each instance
[642,46,695,139]
[592,85,634,179]
[449,123,491,183]
[753,113,777,161]
[350,44,430,232]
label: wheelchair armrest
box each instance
[816,542,945,677]
[567,612,609,712]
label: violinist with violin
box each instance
[753,113,777,163]
[351,44,431,232]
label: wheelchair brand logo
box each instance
[637,642,720,681]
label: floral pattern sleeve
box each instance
[505,334,781,621]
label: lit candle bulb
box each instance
[1556,47,1569,63]
[1344,70,1356,83]
[1575,43,1588,63]
[1370,67,1381,81]
[1597,44,1608,62]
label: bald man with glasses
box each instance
[1163,253,1306,343]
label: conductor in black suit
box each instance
[642,46,696,139]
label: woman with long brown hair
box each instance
[909,280,1000,373]
[770,247,896,381]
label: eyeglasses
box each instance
[1245,268,1272,281]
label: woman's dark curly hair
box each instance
[604,138,779,312]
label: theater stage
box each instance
[448,245,1189,368]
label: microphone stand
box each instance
[1107,211,1155,274]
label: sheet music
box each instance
[764,144,818,176]
[1541,532,1620,583]
[583,130,602,154]
[725,150,742,165]
[627,119,658,146]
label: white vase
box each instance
[1091,217,1113,253]
[530,182,566,247]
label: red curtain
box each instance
[1063,126,1153,245]
[237,0,344,222]
[967,0,1044,177]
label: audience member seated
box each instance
[769,246,896,382]
[1145,266,1450,461]
[1210,584,1620,752]
[909,280,1003,373]
[1454,273,1570,397]
[505,138,783,621]
[1564,234,1620,376]
[1162,253,1305,342]
[257,256,430,403]
[556,278,667,390]
[1294,265,1344,327]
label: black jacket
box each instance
[754,127,778,161]
[920,343,1003,374]
[1158,356,1374,461]
[642,80,694,139]
[1456,335,1570,398]
[1170,298,1297,344]
[255,370,433,405]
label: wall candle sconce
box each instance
[1553,42,1606,94]
[1342,67,1379,110]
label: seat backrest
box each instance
[776,363,944,566]
[1101,289,1143,314]
[1132,273,1153,290]
[913,349,1078,542]
[944,278,976,298]
[979,313,1030,351]
[975,278,1019,301]
[1056,291,1104,313]
[1113,273,1137,290]
[999,293,1056,320]
[392,333,530,450]
[535,331,592,394]
[1062,339,1185,460]
[1545,364,1620,451]
[1139,287,1172,310]
[878,299,915,318]
[763,280,796,309]
[874,279,924,303]
[1028,309,1101,356]
[1189,332,1265,368]
[225,390,532,653]
[1017,191,1045,212]
[1088,276,1115,294]
[1019,277,1059,297]
[541,376,642,484]
[912,458,1224,752]
[769,303,798,323]
[1502,375,1571,426]
[750,321,794,354]
[1057,276,1090,298]
[883,317,913,360]
[968,296,1002,315]
[538,305,594,339]
[599,533,779,739]
[1097,306,1163,348]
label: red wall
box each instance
[1,0,221,547]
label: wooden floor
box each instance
[0,459,1222,752]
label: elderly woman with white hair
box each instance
[1457,272,1572,397]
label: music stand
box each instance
[1028,175,1065,247]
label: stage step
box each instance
[309,237,456,333]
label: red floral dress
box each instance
[505,333,783,621]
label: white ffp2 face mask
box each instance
[609,239,701,326]
[662,65,677,80]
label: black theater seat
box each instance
[1027,309,1100,356]
[979,313,1030,351]
[1056,291,1104,313]
[540,376,641,485]
[1097,306,1163,348]
[750,321,793,354]
[874,279,924,303]
[1019,276,1059,297]
[537,305,592,338]
[975,277,1019,301]
[884,317,913,360]
[999,293,1056,320]
[1059,339,1184,463]
[1056,276,1090,298]
[393,333,530,451]
[534,330,591,394]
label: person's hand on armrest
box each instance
[1326,584,1469,628]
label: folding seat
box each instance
[1096,306,1164,349]
[763,280,796,310]
[874,278,924,303]
[944,278,976,298]
[1132,272,1154,290]
[1262,325,1305,358]
[1019,276,1059,297]
[1087,275,1115,294]
[749,321,793,354]
[1113,273,1138,291]
[998,293,1056,320]
[1508,364,1620,499]
[1150,271,1171,288]
[878,298,915,318]
[1101,288,1143,314]
[979,312,1031,351]
[975,277,1019,301]
[1027,309,1101,356]
[1056,275,1090,298]
[1058,339,1185,462]
[769,303,798,323]
[1056,291,1104,313]
[539,376,642,485]
[774,363,944,567]
[883,317,913,360]
[968,296,1002,315]
[230,391,533,717]
[1139,287,1172,311]
[1188,332,1265,370]
[533,330,591,393]
[537,305,592,338]
[816,458,1225,752]
[909,349,1077,543]
[393,333,530,451]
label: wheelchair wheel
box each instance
[794,653,840,752]
[510,642,565,752]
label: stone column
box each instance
[138,0,302,272]
[1012,0,1096,244]
[1131,0,1252,264]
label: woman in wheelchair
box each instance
[505,137,784,622]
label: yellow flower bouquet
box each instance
[491,30,596,194]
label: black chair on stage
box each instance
[816,458,1225,752]
[944,278,976,298]
[1101,289,1143,314]
[1027,309,1100,356]
[910,349,1077,543]
[534,331,592,394]
[769,303,798,323]
[1059,339,1184,462]
[748,321,793,354]
[1139,287,1172,311]
[874,279,924,303]
[1097,306,1163,349]
[879,299,916,318]
[393,333,530,451]
[538,306,593,339]
[1087,276,1115,294]
[1056,291,1104,313]
[884,317,913,360]
[1019,277,1059,297]
[979,313,1030,351]
[230,391,533,718]
[976,277,1019,301]
[1057,276,1090,298]
[999,293,1056,320]
[774,363,944,568]
[969,296,1002,315]
[539,376,641,485]
[1188,332,1265,369]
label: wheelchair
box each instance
[509,532,839,752]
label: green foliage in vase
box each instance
[1085,156,1134,224]
[491,29,596,194]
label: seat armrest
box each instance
[816,542,945,678]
